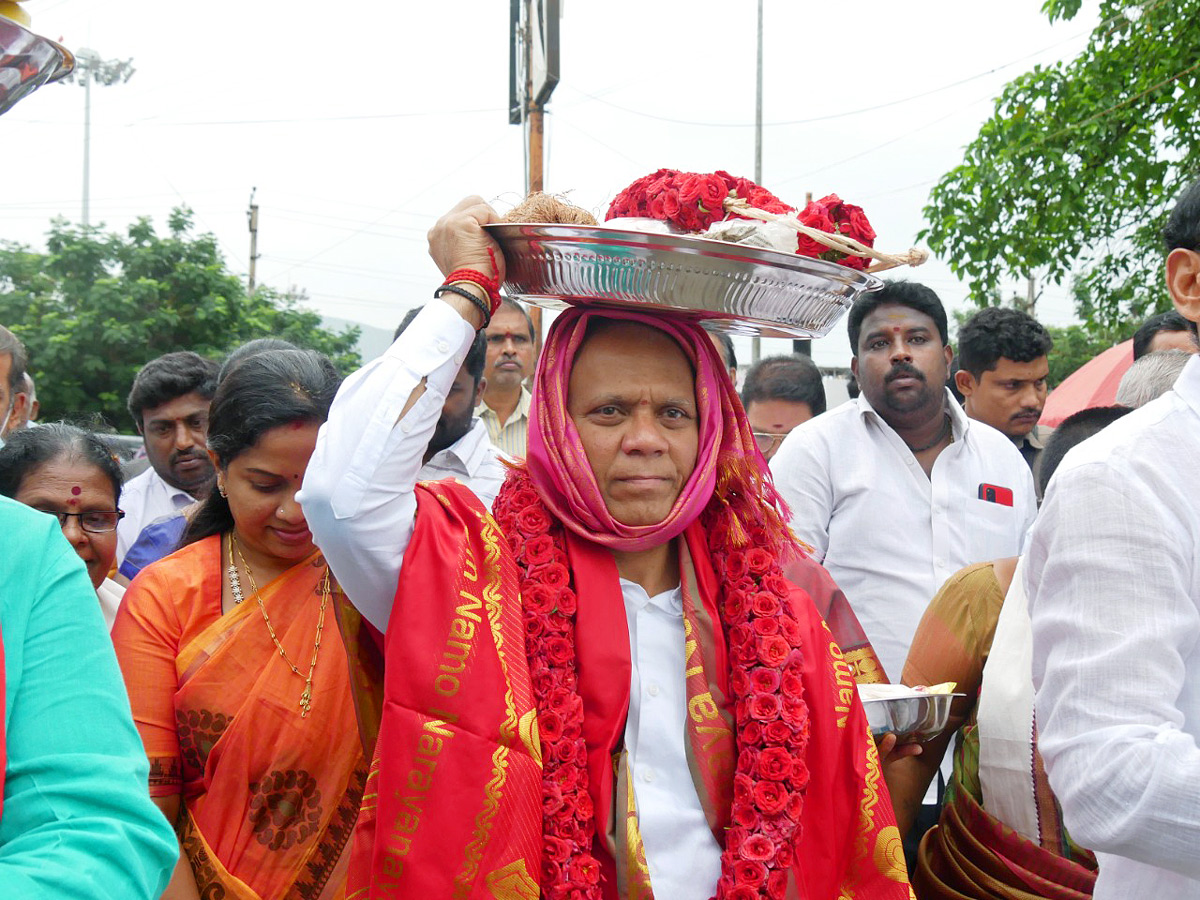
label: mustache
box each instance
[1011,407,1042,419]
[170,449,207,466]
[885,362,926,384]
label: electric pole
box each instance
[61,49,134,227]
[751,0,764,365]
[247,188,260,293]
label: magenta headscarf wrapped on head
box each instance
[524,306,794,554]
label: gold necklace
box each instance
[229,531,329,718]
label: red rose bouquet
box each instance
[606,168,924,274]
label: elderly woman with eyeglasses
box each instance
[0,423,127,627]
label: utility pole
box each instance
[247,188,260,293]
[510,0,560,343]
[1025,274,1036,317]
[751,0,765,365]
[792,188,813,357]
[62,49,134,227]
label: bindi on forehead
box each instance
[71,486,82,495]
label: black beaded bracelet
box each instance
[433,283,491,329]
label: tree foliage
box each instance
[921,0,1200,333]
[0,209,360,427]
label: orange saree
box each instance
[112,536,367,900]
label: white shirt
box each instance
[771,390,1036,685]
[1027,356,1200,899]
[299,300,721,899]
[116,467,194,565]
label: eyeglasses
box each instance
[751,431,792,453]
[35,509,125,533]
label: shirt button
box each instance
[935,558,946,568]
[454,353,465,365]
[400,421,413,434]
[436,340,450,353]
[641,768,656,784]
[646,683,660,697]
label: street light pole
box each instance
[62,48,134,227]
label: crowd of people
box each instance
[1,180,1199,900]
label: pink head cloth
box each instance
[525,307,790,553]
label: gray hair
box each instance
[1115,349,1193,408]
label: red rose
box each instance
[739,834,775,862]
[740,720,763,745]
[732,803,757,828]
[524,583,557,615]
[725,551,750,580]
[698,174,729,211]
[736,746,760,776]
[541,857,563,886]
[764,720,794,744]
[778,615,801,645]
[539,709,564,742]
[678,174,702,203]
[524,534,556,567]
[516,504,552,537]
[677,204,703,232]
[730,665,751,696]
[539,563,570,590]
[748,692,782,722]
[750,667,781,693]
[724,589,749,620]
[751,591,782,617]
[575,739,589,768]
[525,615,546,641]
[544,835,572,863]
[532,668,553,695]
[725,886,759,900]
[757,634,791,668]
[761,573,791,597]
[726,825,747,854]
[752,617,780,637]
[733,772,754,805]
[543,780,564,815]
[648,194,666,219]
[662,189,682,221]
[715,170,741,191]
[846,204,876,245]
[545,636,574,666]
[753,779,789,816]
[757,746,793,781]
[745,547,772,575]
[789,763,810,793]
[733,858,768,887]
[781,698,808,727]
[508,486,540,509]
[554,740,577,764]
[568,854,601,885]
[574,787,594,819]
[785,790,805,824]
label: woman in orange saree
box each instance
[113,349,367,900]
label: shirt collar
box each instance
[474,386,533,423]
[1012,424,1045,451]
[619,578,684,617]
[427,418,492,477]
[855,386,970,440]
[1173,354,1200,418]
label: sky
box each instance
[4,0,1101,368]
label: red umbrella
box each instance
[1039,339,1133,428]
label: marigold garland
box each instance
[493,466,810,900]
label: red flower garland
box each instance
[606,168,876,272]
[493,467,810,900]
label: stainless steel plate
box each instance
[1,18,75,116]
[862,694,964,744]
[484,223,882,340]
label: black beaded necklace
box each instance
[906,411,952,454]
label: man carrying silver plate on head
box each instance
[301,172,924,900]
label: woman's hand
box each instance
[427,196,507,283]
[876,731,923,766]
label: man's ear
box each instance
[1167,247,1200,324]
[954,369,977,399]
[850,355,859,379]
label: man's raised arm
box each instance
[299,197,499,631]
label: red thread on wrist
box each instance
[444,247,502,315]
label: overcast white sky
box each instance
[4,0,1100,367]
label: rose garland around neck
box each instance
[493,467,811,900]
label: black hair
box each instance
[0,422,123,505]
[847,281,949,353]
[957,307,1053,378]
[1131,310,1193,360]
[1038,405,1133,495]
[741,354,827,417]
[182,349,342,546]
[0,325,27,394]
[706,330,738,373]
[947,355,965,403]
[218,338,298,383]
[1163,177,1200,340]
[493,296,536,341]
[395,308,487,382]
[127,351,220,429]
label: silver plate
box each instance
[862,694,964,744]
[484,223,882,340]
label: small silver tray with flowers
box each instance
[484,222,882,340]
[857,683,964,744]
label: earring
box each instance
[218,483,227,498]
